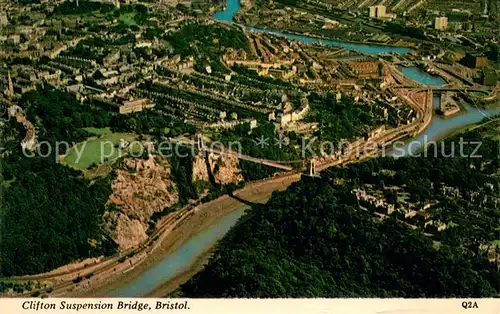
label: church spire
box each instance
[6,70,14,98]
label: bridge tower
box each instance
[196,133,205,152]
[308,158,316,177]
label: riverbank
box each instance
[73,173,301,297]
[213,0,413,55]
[145,244,215,297]
[243,26,413,55]
[102,3,500,297]
[439,115,500,142]
[245,25,415,51]
[8,0,496,298]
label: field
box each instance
[63,128,138,171]
[119,12,137,26]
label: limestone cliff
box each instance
[192,153,243,185]
[104,155,179,251]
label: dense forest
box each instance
[51,1,115,15]
[166,22,250,58]
[180,123,500,297]
[0,151,117,276]
[181,180,499,297]
[166,22,250,73]
[0,89,197,277]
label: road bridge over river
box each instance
[162,70,438,177]
[167,136,298,171]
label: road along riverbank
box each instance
[132,3,500,296]
[73,173,301,297]
[9,0,499,298]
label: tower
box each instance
[196,133,205,152]
[6,70,14,98]
[308,159,316,177]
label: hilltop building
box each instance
[118,98,154,114]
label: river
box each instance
[391,66,500,156]
[107,0,499,297]
[216,0,412,55]
[107,207,247,297]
